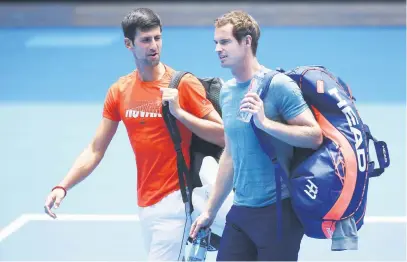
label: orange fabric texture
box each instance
[103,65,214,207]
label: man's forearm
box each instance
[260,118,322,149]
[175,109,225,147]
[206,150,234,216]
[58,146,104,190]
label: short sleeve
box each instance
[102,83,121,121]
[178,74,215,118]
[270,73,309,121]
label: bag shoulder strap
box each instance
[257,69,282,101]
[162,71,194,213]
[251,69,290,240]
[169,71,191,90]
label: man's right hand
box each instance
[190,211,215,239]
[44,188,66,219]
[41,118,119,219]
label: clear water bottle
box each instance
[187,228,211,261]
[237,70,268,123]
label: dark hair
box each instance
[215,10,260,56]
[121,8,162,43]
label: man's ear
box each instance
[245,35,252,47]
[124,38,133,49]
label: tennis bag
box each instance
[253,66,391,239]
[162,71,223,249]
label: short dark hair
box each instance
[121,8,162,43]
[215,10,260,56]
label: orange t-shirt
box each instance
[102,65,215,207]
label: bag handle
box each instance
[364,124,390,177]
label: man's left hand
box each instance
[161,88,183,118]
[240,92,266,129]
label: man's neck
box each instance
[137,62,166,82]
[232,57,262,83]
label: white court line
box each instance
[0,215,29,243]
[0,214,140,243]
[21,213,405,223]
[24,213,140,222]
[0,214,405,244]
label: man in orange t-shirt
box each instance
[103,65,217,208]
[43,8,225,261]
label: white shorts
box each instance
[138,156,233,261]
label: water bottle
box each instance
[187,228,211,261]
[237,69,268,123]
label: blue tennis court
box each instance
[0,26,405,261]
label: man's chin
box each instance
[220,62,230,68]
[147,60,160,67]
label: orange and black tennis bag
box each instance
[253,65,391,239]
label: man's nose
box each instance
[215,43,222,52]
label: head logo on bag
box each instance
[253,65,390,239]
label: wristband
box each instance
[52,186,67,197]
